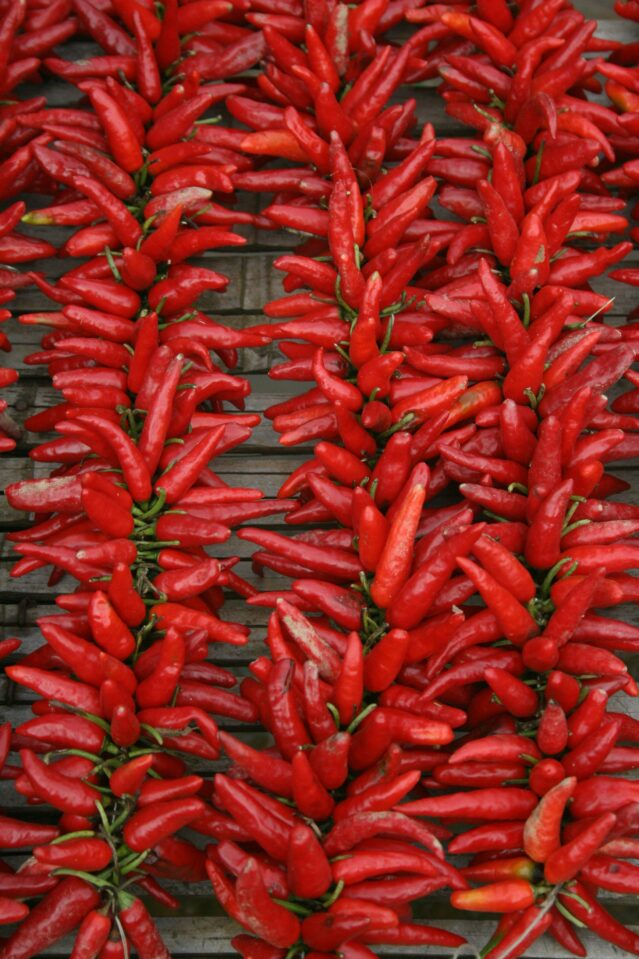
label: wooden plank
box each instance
[10,917,639,958]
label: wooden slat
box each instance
[10,918,639,958]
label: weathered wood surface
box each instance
[1,5,639,955]
[16,919,639,959]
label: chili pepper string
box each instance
[198,2,639,959]
[0,0,70,451]
[0,5,95,934]
[0,3,294,955]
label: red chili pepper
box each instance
[117,896,170,959]
[523,776,576,863]
[536,702,568,756]
[482,667,539,719]
[449,734,539,767]
[452,879,535,914]
[400,787,536,821]
[291,749,334,820]
[567,688,609,748]
[0,814,58,849]
[6,665,100,716]
[20,749,99,816]
[34,837,112,872]
[286,822,332,900]
[334,771,424,826]
[332,631,364,727]
[363,630,411,694]
[449,822,525,856]
[87,590,136,659]
[70,911,112,959]
[307,732,349,791]
[563,716,622,780]
[123,798,206,853]
[19,713,104,753]
[545,811,617,884]
[300,661,336,744]
[370,480,426,609]
[109,755,153,799]
[0,877,100,957]
[388,523,485,629]
[219,731,292,798]
[236,858,301,949]
[84,85,142,174]
[579,854,639,894]
[214,775,292,863]
[267,659,312,759]
[277,599,342,681]
[238,527,362,582]
[558,881,639,953]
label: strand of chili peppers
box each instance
[0,0,79,451]
[193,2,639,958]
[184,6,513,955]
[0,0,95,935]
[0,0,480,952]
[416,7,639,954]
[0,2,294,955]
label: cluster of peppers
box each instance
[187,2,639,959]
[0,0,301,956]
[1,0,639,957]
[0,0,78,451]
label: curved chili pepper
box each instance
[558,881,639,953]
[109,755,153,799]
[118,895,170,959]
[20,750,100,815]
[524,774,576,865]
[214,775,292,863]
[563,717,622,780]
[389,524,485,629]
[0,877,100,958]
[452,879,535,914]
[482,667,539,719]
[332,632,364,727]
[286,822,332,900]
[6,665,100,716]
[545,811,617,884]
[123,798,206,853]
[34,837,112,872]
[235,858,300,949]
[70,911,112,959]
[449,822,525,856]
